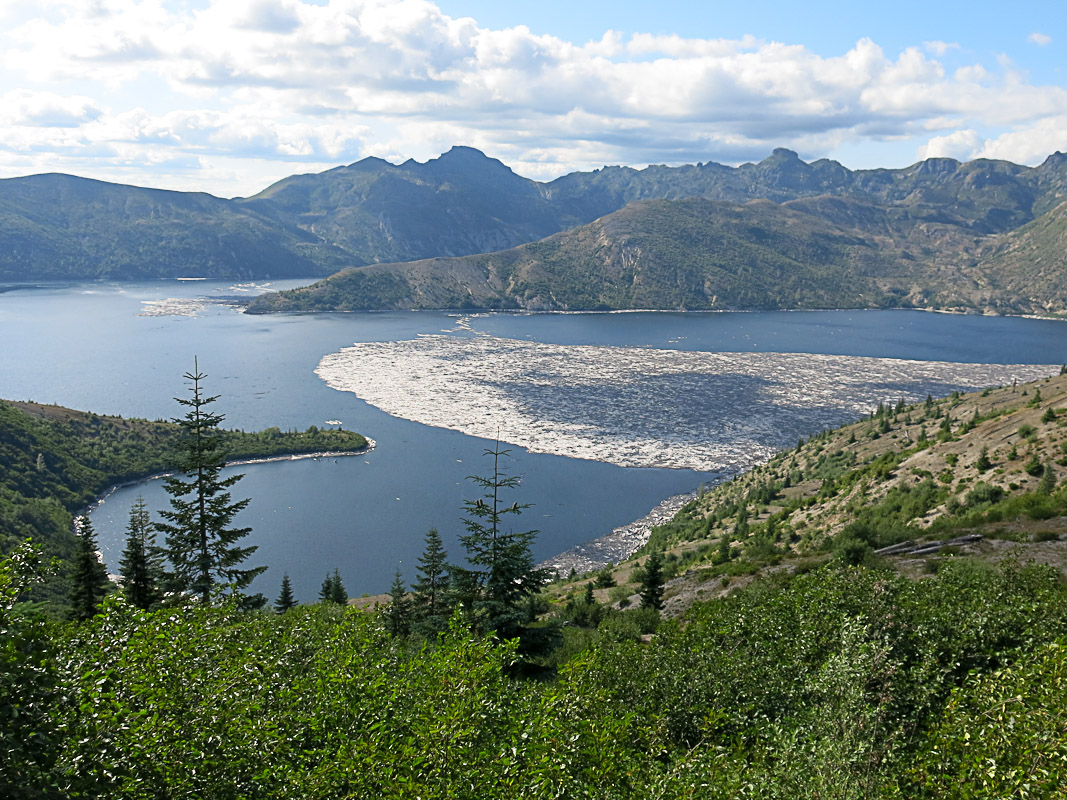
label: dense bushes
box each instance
[909,640,1067,798]
[3,546,1064,798]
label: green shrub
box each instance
[909,641,1067,798]
[965,482,1004,508]
[593,569,616,589]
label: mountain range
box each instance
[3,146,1067,314]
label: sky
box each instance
[0,0,1064,197]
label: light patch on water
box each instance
[139,297,214,316]
[316,334,1056,472]
[138,283,280,316]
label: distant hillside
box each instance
[240,146,575,265]
[3,147,1067,286]
[547,148,1067,234]
[974,200,1067,313]
[0,174,357,280]
[245,193,1020,313]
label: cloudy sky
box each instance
[1,0,1064,197]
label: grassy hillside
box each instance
[554,370,1067,616]
[975,201,1067,314]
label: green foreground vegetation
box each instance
[4,373,1067,797]
[3,544,1065,798]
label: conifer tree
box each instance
[386,569,411,636]
[157,360,265,604]
[734,507,750,539]
[1038,461,1057,495]
[275,574,297,613]
[457,443,549,637]
[639,550,665,611]
[69,517,110,621]
[118,496,164,610]
[319,569,347,605]
[411,527,449,629]
[714,534,731,565]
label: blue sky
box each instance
[0,0,1063,196]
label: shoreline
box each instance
[241,300,1067,325]
[83,438,376,517]
[538,478,726,577]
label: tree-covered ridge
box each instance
[1,399,367,512]
[0,398,367,607]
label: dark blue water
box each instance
[475,309,1067,363]
[2,281,1065,600]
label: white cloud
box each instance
[923,41,958,56]
[976,117,1067,164]
[916,129,982,161]
[1029,32,1052,47]
[0,89,102,127]
[0,0,1065,194]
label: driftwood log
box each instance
[874,534,982,557]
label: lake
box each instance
[1,280,1063,600]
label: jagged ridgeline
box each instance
[0,400,366,609]
[4,147,1067,315]
[245,148,1067,315]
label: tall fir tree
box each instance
[69,517,110,621]
[1038,461,1057,495]
[274,573,297,613]
[639,550,665,612]
[411,527,449,628]
[386,569,411,637]
[457,443,549,638]
[118,496,164,610]
[319,569,347,605]
[156,360,265,604]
